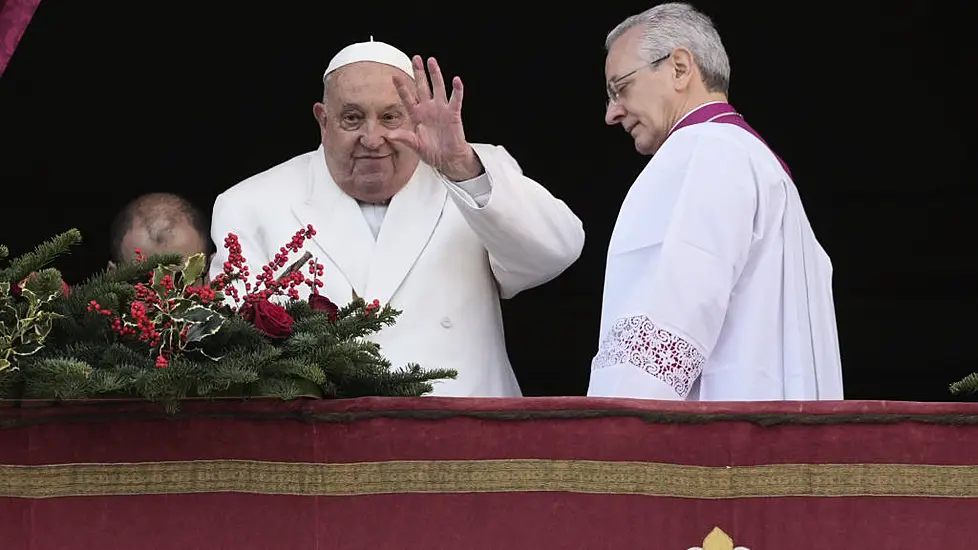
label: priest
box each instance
[209,39,585,397]
[588,3,843,401]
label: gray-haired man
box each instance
[589,3,843,401]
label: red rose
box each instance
[309,293,339,322]
[242,299,294,339]
[10,283,21,297]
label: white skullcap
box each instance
[323,36,414,81]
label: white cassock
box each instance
[587,109,843,401]
[209,143,585,397]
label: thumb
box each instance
[387,128,419,150]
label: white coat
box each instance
[209,143,585,397]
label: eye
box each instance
[379,112,403,128]
[342,113,362,124]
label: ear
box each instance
[670,47,696,91]
[313,102,327,125]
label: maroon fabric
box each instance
[0,0,41,80]
[3,397,978,548]
[2,397,977,466]
[1,493,973,550]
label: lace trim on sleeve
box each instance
[591,315,706,398]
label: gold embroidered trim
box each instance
[2,459,976,500]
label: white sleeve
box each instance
[588,135,757,399]
[441,144,585,299]
[444,173,492,208]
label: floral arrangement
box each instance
[0,227,456,411]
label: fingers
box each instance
[407,54,460,108]
[427,57,448,103]
[392,73,418,113]
[448,76,464,113]
[386,128,420,151]
[411,55,431,101]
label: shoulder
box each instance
[216,148,319,207]
[666,123,786,181]
[470,142,521,169]
[664,123,753,159]
[629,124,766,208]
[470,142,510,156]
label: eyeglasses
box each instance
[606,53,671,104]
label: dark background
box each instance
[0,2,973,401]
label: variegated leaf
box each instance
[181,253,207,286]
[185,315,224,343]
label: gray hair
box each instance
[606,2,730,94]
[321,73,333,104]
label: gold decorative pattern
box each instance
[687,527,749,550]
[1,459,977,500]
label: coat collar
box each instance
[291,146,447,303]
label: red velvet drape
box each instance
[3,397,978,549]
[0,0,41,79]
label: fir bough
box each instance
[0,228,457,412]
[0,229,80,374]
[950,373,978,397]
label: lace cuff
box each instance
[591,315,706,398]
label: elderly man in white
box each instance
[588,3,843,401]
[209,39,585,397]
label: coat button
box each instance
[440,317,452,328]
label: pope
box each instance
[209,39,585,397]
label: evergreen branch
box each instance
[950,373,978,395]
[0,369,23,399]
[21,359,96,400]
[0,229,82,283]
[81,253,183,287]
[0,244,8,262]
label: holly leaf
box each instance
[32,315,56,340]
[151,264,179,293]
[181,253,207,287]
[18,287,40,308]
[171,304,219,324]
[185,315,224,343]
[12,341,43,356]
[0,357,10,372]
[167,299,194,319]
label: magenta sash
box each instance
[668,102,792,179]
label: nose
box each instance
[605,102,625,126]
[359,120,386,149]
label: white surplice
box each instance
[209,143,585,397]
[587,119,843,401]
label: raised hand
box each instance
[390,55,482,181]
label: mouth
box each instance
[625,123,639,135]
[354,155,391,160]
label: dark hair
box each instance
[109,193,212,262]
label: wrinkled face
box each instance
[119,222,207,263]
[313,62,420,203]
[604,26,678,155]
